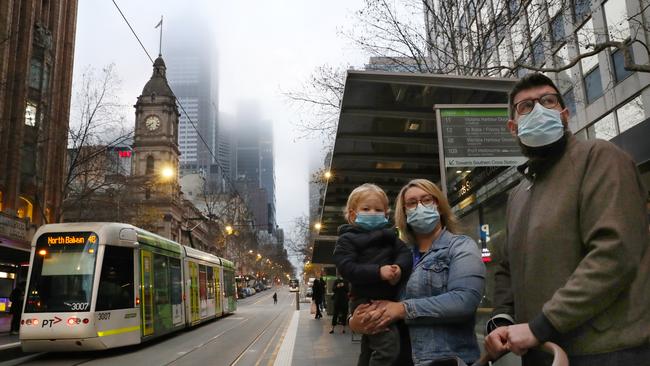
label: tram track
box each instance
[4,290,292,366]
[160,291,290,366]
[231,292,294,366]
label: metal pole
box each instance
[295,291,300,311]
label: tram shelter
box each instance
[312,70,516,265]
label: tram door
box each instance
[189,262,199,323]
[141,250,154,336]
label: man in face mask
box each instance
[485,73,650,366]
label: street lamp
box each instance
[161,166,174,180]
[225,225,234,235]
[324,171,332,180]
[314,222,322,231]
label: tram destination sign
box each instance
[42,232,98,245]
[438,108,526,167]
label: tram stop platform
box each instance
[278,305,521,366]
[284,306,359,365]
[0,313,19,351]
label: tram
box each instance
[19,222,237,351]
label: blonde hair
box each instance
[394,179,459,244]
[344,183,389,223]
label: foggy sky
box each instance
[73,0,368,235]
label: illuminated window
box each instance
[17,196,33,221]
[0,191,3,211]
[25,103,37,126]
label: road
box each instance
[1,287,295,366]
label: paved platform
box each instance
[289,306,359,366]
[0,314,19,351]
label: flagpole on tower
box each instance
[155,15,163,56]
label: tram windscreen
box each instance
[25,232,98,313]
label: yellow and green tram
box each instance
[19,222,236,351]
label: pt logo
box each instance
[42,316,62,328]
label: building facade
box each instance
[423,0,650,306]
[0,0,78,294]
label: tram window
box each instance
[170,258,182,305]
[25,233,97,313]
[199,265,207,300]
[153,254,173,331]
[206,267,214,299]
[96,246,133,311]
[153,254,170,305]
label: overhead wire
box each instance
[110,0,258,226]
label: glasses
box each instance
[404,195,435,210]
[514,93,561,115]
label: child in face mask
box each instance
[333,183,413,366]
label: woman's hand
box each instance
[349,302,386,334]
[373,300,407,329]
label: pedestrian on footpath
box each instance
[312,277,323,319]
[484,73,650,366]
[348,179,485,366]
[329,276,348,334]
[333,183,412,366]
[273,292,277,305]
[9,282,25,335]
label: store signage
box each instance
[439,108,526,167]
[0,212,28,241]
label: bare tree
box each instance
[58,64,132,222]
[348,0,650,77]
[284,215,314,265]
[284,65,347,145]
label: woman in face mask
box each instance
[349,179,486,366]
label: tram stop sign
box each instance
[437,106,526,167]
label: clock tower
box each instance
[133,56,180,183]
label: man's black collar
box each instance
[517,131,571,180]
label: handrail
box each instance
[471,342,569,366]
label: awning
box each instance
[313,70,515,264]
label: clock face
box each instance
[145,115,161,131]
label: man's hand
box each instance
[388,265,401,285]
[380,265,396,282]
[484,326,509,360]
[506,323,539,356]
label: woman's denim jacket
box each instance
[400,229,486,365]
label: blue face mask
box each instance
[406,204,440,234]
[517,102,565,147]
[355,212,388,231]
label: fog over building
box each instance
[234,102,276,233]
[164,17,226,186]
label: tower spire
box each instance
[155,15,163,56]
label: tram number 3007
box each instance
[97,312,111,320]
[65,302,89,311]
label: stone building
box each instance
[0,0,78,286]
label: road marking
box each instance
[272,310,299,366]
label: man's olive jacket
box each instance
[494,133,650,356]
